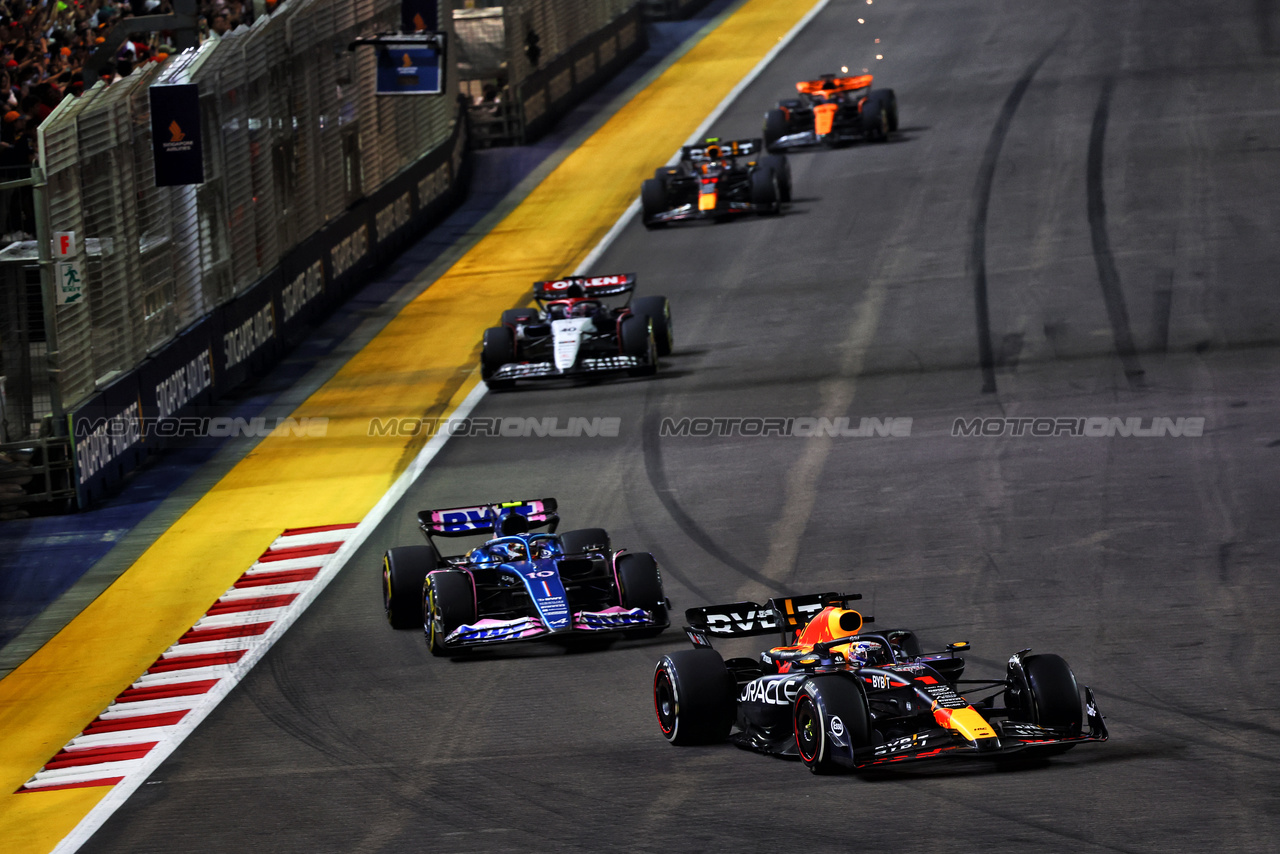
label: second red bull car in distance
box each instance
[653,591,1107,773]
[641,138,790,228]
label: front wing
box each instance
[850,687,1109,769]
[647,201,774,225]
[490,355,643,381]
[768,127,865,150]
[439,606,666,650]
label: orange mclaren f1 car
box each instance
[763,74,898,151]
[653,591,1107,773]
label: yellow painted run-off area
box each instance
[0,0,822,849]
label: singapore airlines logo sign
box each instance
[162,118,194,154]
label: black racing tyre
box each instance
[383,545,441,629]
[794,675,872,775]
[861,95,889,142]
[618,552,667,637]
[558,527,611,556]
[620,314,658,375]
[654,649,736,745]
[758,154,791,203]
[424,570,476,656]
[618,552,663,608]
[630,296,673,356]
[501,308,537,327]
[641,178,667,229]
[763,108,788,151]
[1005,653,1082,752]
[870,88,898,132]
[749,165,780,213]
[653,166,680,181]
[480,326,514,383]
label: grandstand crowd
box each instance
[0,0,260,234]
[0,0,260,169]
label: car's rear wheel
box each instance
[641,178,667,229]
[794,675,872,774]
[749,165,781,214]
[383,545,441,629]
[630,296,673,356]
[1005,653,1082,753]
[654,649,736,745]
[481,326,515,386]
[763,108,788,151]
[558,527,611,556]
[424,570,476,656]
[501,308,537,327]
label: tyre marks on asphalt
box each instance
[968,43,1057,394]
[641,407,781,594]
[760,278,887,587]
[1086,75,1145,386]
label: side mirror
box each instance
[947,641,970,653]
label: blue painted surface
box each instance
[0,10,732,650]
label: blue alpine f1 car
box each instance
[381,498,670,655]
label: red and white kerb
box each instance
[17,523,358,793]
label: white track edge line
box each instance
[53,4,830,848]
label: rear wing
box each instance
[680,138,763,162]
[685,591,864,646]
[533,274,635,301]
[796,74,873,95]
[418,498,559,538]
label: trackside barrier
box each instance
[456,1,648,146]
[518,4,649,144]
[68,114,471,509]
[643,0,715,20]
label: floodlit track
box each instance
[82,0,1280,851]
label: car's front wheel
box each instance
[1005,653,1083,753]
[617,552,667,637]
[481,326,515,387]
[424,571,476,656]
[630,296,673,356]
[641,178,668,229]
[794,674,872,774]
[620,315,657,376]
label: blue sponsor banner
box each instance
[376,45,442,95]
[149,83,204,186]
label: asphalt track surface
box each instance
[87,0,1280,851]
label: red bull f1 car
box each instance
[641,137,791,229]
[382,498,670,655]
[763,74,898,151]
[480,274,673,387]
[653,591,1107,773]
